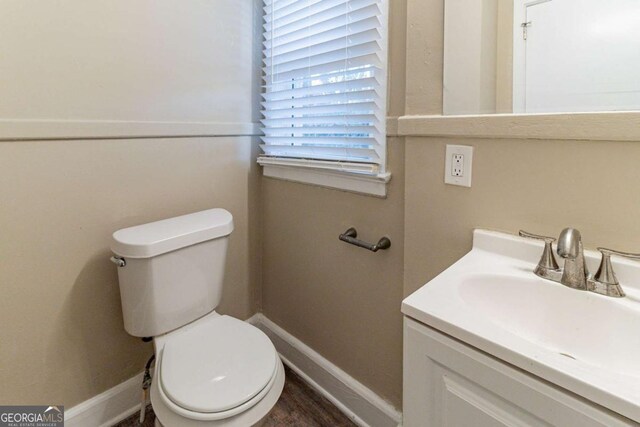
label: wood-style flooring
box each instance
[113,365,357,427]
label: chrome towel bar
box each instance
[339,227,391,252]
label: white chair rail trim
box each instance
[0,119,261,141]
[397,112,640,141]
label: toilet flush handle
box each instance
[110,256,126,267]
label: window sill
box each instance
[261,164,391,198]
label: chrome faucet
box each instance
[556,228,588,290]
[520,228,640,298]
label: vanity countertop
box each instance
[402,229,640,423]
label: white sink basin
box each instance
[402,230,640,423]
[460,274,640,377]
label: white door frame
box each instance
[512,0,553,113]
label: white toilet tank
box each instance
[111,209,234,337]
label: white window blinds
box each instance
[259,0,388,176]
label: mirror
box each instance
[443,0,640,115]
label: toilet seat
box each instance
[156,315,279,421]
[151,354,285,427]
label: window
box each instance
[259,0,389,196]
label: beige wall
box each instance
[443,0,513,115]
[0,0,258,124]
[264,0,640,411]
[0,137,260,406]
[443,0,498,115]
[0,0,262,409]
[261,138,405,407]
[404,137,640,294]
[495,0,514,113]
[260,0,408,408]
[405,0,444,115]
[388,0,408,118]
[403,1,640,292]
[6,0,637,414]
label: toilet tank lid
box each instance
[111,209,233,259]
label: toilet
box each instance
[110,208,284,426]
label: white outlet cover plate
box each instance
[445,144,473,187]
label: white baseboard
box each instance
[65,313,402,427]
[249,314,402,427]
[65,372,145,427]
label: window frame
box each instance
[258,0,390,197]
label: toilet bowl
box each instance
[150,313,285,427]
[111,209,284,426]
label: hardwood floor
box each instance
[114,365,357,427]
[263,366,356,427]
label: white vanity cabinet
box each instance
[403,318,635,427]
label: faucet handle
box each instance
[519,230,556,243]
[519,230,560,275]
[597,247,640,261]
[592,248,640,296]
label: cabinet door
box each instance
[403,318,636,427]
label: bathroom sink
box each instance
[402,230,640,423]
[460,274,640,377]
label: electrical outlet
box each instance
[445,145,473,187]
[452,154,464,177]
